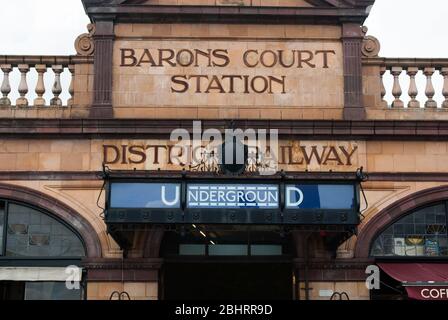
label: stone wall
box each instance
[298,281,370,300]
[2,139,448,173]
[87,282,158,300]
[112,24,344,120]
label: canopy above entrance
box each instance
[378,263,448,300]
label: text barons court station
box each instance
[0,0,447,301]
[120,48,335,69]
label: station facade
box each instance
[0,0,447,300]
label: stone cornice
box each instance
[81,1,374,24]
[293,258,373,269]
[82,258,163,270]
[2,171,448,182]
[1,119,448,139]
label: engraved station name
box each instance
[103,144,358,167]
[120,48,336,94]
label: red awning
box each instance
[378,263,448,300]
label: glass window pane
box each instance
[371,203,448,257]
[209,244,248,256]
[250,245,282,256]
[179,244,206,255]
[6,203,85,258]
[25,282,82,300]
[0,201,5,255]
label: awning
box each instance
[0,267,83,282]
[378,263,448,300]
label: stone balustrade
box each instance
[0,55,93,108]
[363,58,448,110]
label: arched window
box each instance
[371,203,448,257]
[2,202,85,258]
[0,200,86,300]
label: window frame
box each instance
[0,201,6,257]
[370,200,448,260]
[0,199,87,265]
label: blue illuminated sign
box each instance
[285,184,355,210]
[109,182,355,211]
[110,183,181,208]
[187,184,279,209]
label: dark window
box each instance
[164,225,291,257]
[371,203,448,257]
[0,202,5,256]
[24,282,82,300]
[5,203,85,257]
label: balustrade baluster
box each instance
[407,67,420,108]
[67,65,75,107]
[34,64,47,106]
[50,65,63,107]
[424,67,437,108]
[0,64,12,106]
[380,66,387,107]
[441,68,448,109]
[391,67,404,108]
[16,64,30,107]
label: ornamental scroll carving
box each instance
[361,26,381,58]
[75,24,96,56]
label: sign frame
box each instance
[105,177,360,226]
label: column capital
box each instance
[390,66,403,76]
[423,67,436,76]
[0,64,12,73]
[51,65,64,74]
[18,64,30,73]
[35,64,48,73]
[406,67,419,76]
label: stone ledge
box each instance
[0,119,448,138]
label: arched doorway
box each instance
[158,225,295,300]
[355,186,448,300]
[0,184,102,300]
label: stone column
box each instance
[16,64,30,107]
[90,19,114,118]
[391,67,404,108]
[407,67,420,108]
[0,64,12,106]
[50,65,64,107]
[34,64,47,107]
[424,67,437,108]
[341,23,365,120]
[68,65,75,107]
[442,67,448,108]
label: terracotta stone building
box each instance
[0,0,447,300]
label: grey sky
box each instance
[0,0,446,57]
[0,0,446,104]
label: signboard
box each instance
[101,140,364,173]
[110,183,181,209]
[406,286,448,300]
[285,184,355,210]
[113,40,343,109]
[187,184,279,209]
[107,181,359,225]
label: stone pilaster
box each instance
[90,20,114,118]
[342,23,365,120]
